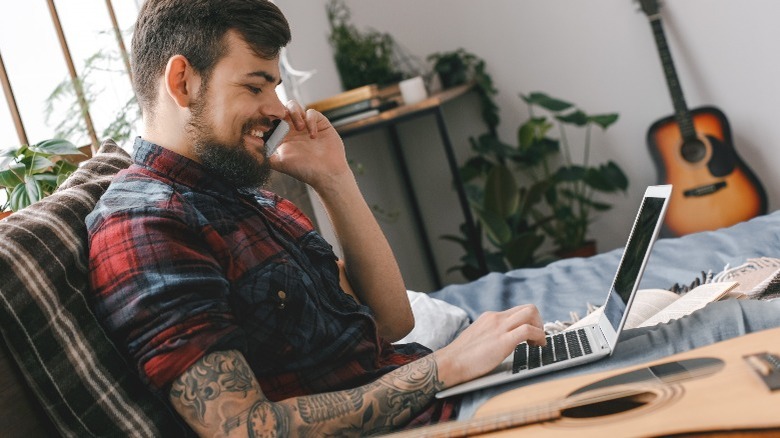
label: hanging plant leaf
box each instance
[600,161,629,191]
[503,232,545,268]
[589,113,620,129]
[584,163,628,192]
[521,92,573,112]
[556,110,589,127]
[554,165,587,182]
[29,138,83,156]
[459,156,494,183]
[484,165,519,219]
[589,200,613,211]
[0,148,19,169]
[21,155,55,174]
[475,207,512,246]
[9,183,30,212]
[24,175,44,205]
[32,172,60,192]
[0,163,24,188]
[583,167,615,191]
[518,121,536,150]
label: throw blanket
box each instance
[544,256,780,333]
[712,257,780,300]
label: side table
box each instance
[336,84,487,288]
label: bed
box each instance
[1,140,778,436]
[430,210,780,324]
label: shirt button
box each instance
[277,290,287,300]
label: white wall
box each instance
[269,0,780,291]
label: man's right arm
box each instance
[170,304,546,437]
[170,349,442,437]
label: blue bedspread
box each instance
[430,210,780,323]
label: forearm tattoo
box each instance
[170,350,257,424]
[292,355,445,436]
[171,351,444,436]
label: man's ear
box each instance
[164,55,199,108]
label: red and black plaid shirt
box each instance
[87,138,456,424]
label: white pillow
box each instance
[395,290,471,350]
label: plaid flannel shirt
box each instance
[87,139,456,424]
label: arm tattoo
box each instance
[248,401,292,438]
[297,390,364,422]
[170,350,257,424]
[366,355,444,431]
[171,350,444,436]
[294,355,445,435]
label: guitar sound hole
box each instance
[560,391,657,419]
[681,139,706,163]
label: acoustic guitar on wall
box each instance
[638,0,767,236]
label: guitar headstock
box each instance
[637,0,661,17]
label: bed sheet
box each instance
[429,210,780,323]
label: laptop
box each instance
[436,184,672,399]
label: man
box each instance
[87,0,546,435]
[88,0,780,436]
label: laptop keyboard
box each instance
[512,328,593,373]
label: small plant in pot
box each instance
[0,138,83,214]
[326,0,404,90]
[427,48,499,134]
[520,92,629,256]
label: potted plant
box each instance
[326,0,404,90]
[443,129,559,280]
[445,92,629,278]
[0,138,84,214]
[520,92,629,256]
[427,48,499,135]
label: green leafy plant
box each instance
[521,92,629,254]
[445,92,629,280]
[0,139,83,212]
[326,0,404,90]
[443,129,559,280]
[427,49,499,135]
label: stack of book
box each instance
[307,84,402,127]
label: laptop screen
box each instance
[602,195,667,330]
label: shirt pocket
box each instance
[233,260,341,370]
[299,233,360,312]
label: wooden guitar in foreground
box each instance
[639,0,767,236]
[387,326,780,437]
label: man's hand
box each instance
[434,304,547,387]
[267,100,414,341]
[268,101,352,193]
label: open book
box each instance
[568,281,739,331]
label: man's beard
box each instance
[188,91,272,190]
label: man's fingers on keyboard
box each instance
[505,304,544,331]
[512,323,547,347]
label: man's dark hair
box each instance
[131,0,291,116]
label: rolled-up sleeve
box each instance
[88,200,245,391]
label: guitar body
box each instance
[473,327,780,437]
[647,106,767,236]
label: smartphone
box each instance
[265,119,290,157]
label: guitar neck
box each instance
[647,15,697,140]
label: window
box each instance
[0,0,139,150]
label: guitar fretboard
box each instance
[648,16,697,141]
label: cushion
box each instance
[396,290,471,350]
[0,140,191,437]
